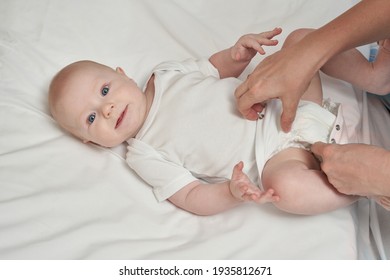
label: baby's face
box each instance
[53,63,148,147]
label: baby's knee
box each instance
[263,171,319,215]
[263,173,302,211]
[283,28,314,48]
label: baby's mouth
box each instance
[115,105,128,129]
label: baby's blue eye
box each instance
[102,86,109,96]
[88,113,96,124]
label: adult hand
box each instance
[311,142,390,197]
[235,44,314,132]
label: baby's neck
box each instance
[143,74,155,119]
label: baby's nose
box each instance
[102,103,114,118]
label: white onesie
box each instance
[126,58,347,201]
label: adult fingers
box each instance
[310,141,329,163]
[235,81,264,120]
[280,100,298,132]
[310,141,327,157]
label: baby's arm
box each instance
[209,28,282,79]
[168,162,279,215]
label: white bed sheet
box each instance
[0,0,384,259]
[361,92,390,259]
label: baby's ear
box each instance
[116,67,126,75]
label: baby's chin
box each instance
[83,140,120,148]
[94,137,127,148]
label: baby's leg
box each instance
[322,39,390,95]
[369,39,390,94]
[285,28,390,95]
[262,147,357,215]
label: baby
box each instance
[49,28,376,216]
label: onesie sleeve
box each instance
[126,139,199,202]
[152,57,220,78]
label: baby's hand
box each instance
[229,161,279,204]
[230,28,282,62]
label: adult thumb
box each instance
[310,142,327,162]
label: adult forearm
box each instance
[301,0,390,73]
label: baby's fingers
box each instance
[248,38,277,56]
[254,189,280,204]
[241,192,259,202]
[246,36,278,53]
[254,27,282,47]
[262,27,283,39]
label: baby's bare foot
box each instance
[371,39,390,94]
[378,39,390,53]
[373,196,390,211]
